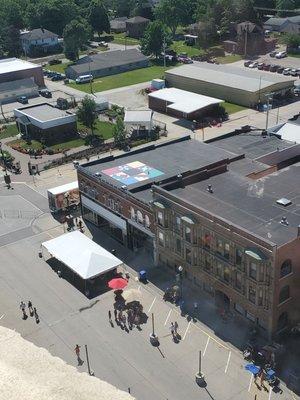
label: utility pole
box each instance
[265,93,273,130]
[85,345,94,376]
[244,23,249,57]
[88,57,93,94]
[163,35,166,68]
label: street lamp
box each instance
[178,265,183,299]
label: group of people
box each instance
[19,301,39,323]
[108,307,140,331]
[170,321,180,341]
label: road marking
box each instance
[225,351,231,373]
[46,232,55,239]
[268,385,272,400]
[0,314,5,320]
[248,375,253,392]
[164,309,172,326]
[182,320,191,341]
[147,297,156,313]
[203,336,210,356]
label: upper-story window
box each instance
[137,210,143,224]
[158,231,164,246]
[157,211,163,226]
[236,248,243,268]
[130,207,135,220]
[185,248,192,264]
[249,287,256,304]
[216,238,223,255]
[145,215,150,228]
[280,259,292,278]
[176,238,181,254]
[224,265,230,282]
[236,271,242,290]
[185,226,191,242]
[224,242,230,260]
[249,262,257,280]
[279,285,290,304]
[203,231,212,250]
[175,216,181,232]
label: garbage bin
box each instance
[139,270,147,282]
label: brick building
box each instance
[77,135,300,338]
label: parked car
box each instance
[269,51,277,57]
[182,58,193,64]
[263,63,271,71]
[290,69,298,76]
[257,62,265,70]
[275,51,287,59]
[269,64,279,72]
[283,67,291,75]
[277,66,284,74]
[39,89,52,98]
[98,41,108,48]
[46,71,57,78]
[244,60,252,67]
[248,61,258,68]
[17,95,28,104]
[49,58,62,65]
[51,74,64,81]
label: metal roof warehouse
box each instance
[165,64,296,107]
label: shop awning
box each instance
[42,231,123,280]
[245,247,267,261]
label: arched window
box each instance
[279,285,290,304]
[137,210,143,224]
[277,312,288,331]
[145,215,150,228]
[130,207,135,220]
[280,259,292,278]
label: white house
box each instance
[21,28,59,55]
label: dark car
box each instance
[257,62,265,70]
[51,74,64,81]
[49,59,62,65]
[277,66,284,74]
[17,95,28,104]
[39,89,52,98]
[244,60,252,67]
[46,71,57,78]
[263,63,271,71]
[269,51,277,57]
[269,64,279,72]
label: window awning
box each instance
[153,201,165,209]
[181,216,195,225]
[245,247,267,261]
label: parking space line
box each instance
[182,321,191,340]
[224,351,231,373]
[268,386,272,400]
[248,375,253,392]
[137,285,141,291]
[164,309,172,326]
[147,297,156,313]
[203,336,210,356]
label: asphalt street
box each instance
[0,180,298,400]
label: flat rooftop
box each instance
[168,161,300,246]
[0,58,40,74]
[166,64,296,92]
[15,103,73,122]
[149,88,224,114]
[81,138,236,190]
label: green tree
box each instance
[113,116,126,148]
[88,0,110,37]
[155,0,187,37]
[234,0,259,24]
[63,17,91,61]
[3,25,22,57]
[134,0,154,20]
[281,33,300,49]
[276,0,295,16]
[77,96,97,136]
[141,21,168,58]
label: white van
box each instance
[75,74,93,84]
[275,51,287,59]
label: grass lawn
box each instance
[216,54,243,64]
[8,120,115,152]
[171,40,204,58]
[112,33,140,46]
[0,124,19,139]
[47,62,71,73]
[288,52,300,58]
[223,102,247,114]
[69,64,172,93]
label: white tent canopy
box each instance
[124,109,153,131]
[42,231,123,280]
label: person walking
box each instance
[75,344,81,365]
[174,321,178,335]
[28,300,33,317]
[33,307,39,324]
[20,301,27,320]
[114,308,118,321]
[108,310,112,322]
[170,322,175,339]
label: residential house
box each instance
[126,16,150,38]
[21,28,60,56]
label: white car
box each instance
[283,68,291,75]
[248,62,258,68]
[275,51,287,59]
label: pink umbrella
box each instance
[108,277,128,290]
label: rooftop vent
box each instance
[94,172,101,177]
[280,216,289,226]
[207,184,213,194]
[276,198,292,207]
[121,185,127,191]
